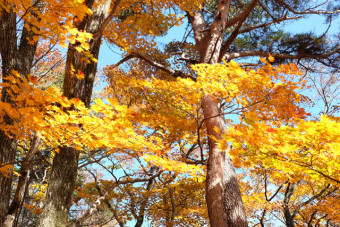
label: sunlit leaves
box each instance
[222,115,340,184]
[143,154,205,177]
[0,73,156,156]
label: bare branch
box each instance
[112,54,134,68]
[258,0,276,21]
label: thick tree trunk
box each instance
[38,147,79,226]
[0,4,40,225]
[0,9,20,225]
[38,1,112,226]
[201,96,247,227]
[0,132,16,226]
[284,208,295,227]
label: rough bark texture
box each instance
[201,96,247,227]
[38,1,112,226]
[38,146,80,227]
[0,3,41,225]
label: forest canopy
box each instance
[0,0,339,226]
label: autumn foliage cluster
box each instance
[0,0,339,226]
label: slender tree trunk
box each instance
[283,182,298,227]
[163,194,172,227]
[38,1,112,226]
[0,3,41,225]
[3,134,41,227]
[134,179,153,227]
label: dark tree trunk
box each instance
[283,182,298,227]
[134,179,153,227]
[0,3,41,225]
[38,1,112,226]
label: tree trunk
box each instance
[0,4,40,225]
[283,182,298,227]
[3,134,41,227]
[188,0,251,225]
[38,1,112,226]
[38,146,80,226]
[201,96,247,227]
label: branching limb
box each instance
[238,16,302,34]
[292,184,331,218]
[113,52,197,81]
[223,0,259,29]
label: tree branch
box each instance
[218,0,260,61]
[238,16,302,34]
[90,0,122,50]
[128,52,196,81]
[292,184,331,218]
[275,0,340,15]
[223,0,260,29]
[221,49,339,61]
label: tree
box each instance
[38,0,120,226]
[0,2,42,224]
[0,0,100,225]
[1,0,339,226]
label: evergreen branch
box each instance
[275,0,340,15]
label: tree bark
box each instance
[201,96,247,227]
[38,1,112,226]
[38,146,80,227]
[0,3,41,225]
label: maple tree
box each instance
[0,0,339,226]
